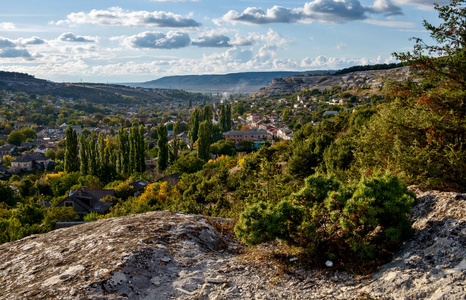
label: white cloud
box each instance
[55,7,201,28]
[215,0,405,25]
[18,36,46,45]
[0,37,16,48]
[364,19,415,28]
[336,42,347,49]
[124,31,191,49]
[58,32,96,43]
[192,33,231,48]
[370,0,403,16]
[0,22,15,30]
[230,33,256,46]
[0,48,33,59]
[393,0,449,10]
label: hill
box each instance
[137,71,331,94]
[0,188,464,299]
[0,71,209,105]
[253,66,412,97]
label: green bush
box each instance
[235,173,415,271]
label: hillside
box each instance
[0,71,209,104]
[253,66,412,97]
[137,71,331,94]
[0,188,464,299]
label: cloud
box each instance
[59,32,96,43]
[364,19,415,28]
[18,36,46,45]
[230,33,256,46]
[0,22,15,30]
[215,0,405,25]
[192,33,231,48]
[0,48,33,59]
[393,0,449,10]
[0,37,16,48]
[56,7,201,28]
[125,31,191,49]
[369,0,403,16]
[336,42,347,49]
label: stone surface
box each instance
[0,187,465,299]
[253,67,412,97]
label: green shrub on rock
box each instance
[235,173,415,271]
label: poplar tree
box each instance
[188,108,200,146]
[137,125,146,173]
[88,133,98,177]
[157,124,169,171]
[173,121,179,160]
[79,134,88,175]
[117,127,129,176]
[197,120,212,161]
[64,126,79,173]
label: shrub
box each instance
[235,173,415,271]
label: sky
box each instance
[0,0,448,83]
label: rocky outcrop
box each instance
[253,67,412,97]
[0,188,464,299]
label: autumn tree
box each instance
[357,0,466,190]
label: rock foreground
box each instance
[0,187,465,299]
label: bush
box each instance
[235,173,415,271]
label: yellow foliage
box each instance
[45,172,63,183]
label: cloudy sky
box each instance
[0,0,446,82]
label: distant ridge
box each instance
[137,71,332,94]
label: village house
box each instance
[10,154,51,172]
[57,187,115,215]
[223,128,271,143]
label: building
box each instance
[223,129,271,143]
[57,188,115,215]
[10,154,51,172]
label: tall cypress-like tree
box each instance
[157,124,169,172]
[79,133,88,175]
[129,126,137,174]
[117,127,130,176]
[173,121,179,160]
[64,126,79,173]
[137,125,146,173]
[226,103,232,131]
[197,120,212,161]
[88,133,98,176]
[188,108,200,146]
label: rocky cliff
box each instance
[0,187,464,299]
[253,67,412,97]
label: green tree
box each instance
[188,108,200,146]
[197,120,212,161]
[64,126,79,173]
[6,131,26,146]
[173,121,180,160]
[79,134,88,175]
[0,181,15,207]
[357,0,466,191]
[157,124,169,171]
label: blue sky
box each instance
[0,0,447,82]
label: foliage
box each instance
[42,207,79,232]
[0,181,15,207]
[355,0,466,191]
[171,152,205,174]
[235,173,415,271]
[157,124,169,172]
[64,126,79,173]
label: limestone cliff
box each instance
[253,67,412,97]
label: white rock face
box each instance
[253,67,412,97]
[0,188,464,299]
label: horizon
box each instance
[0,0,445,83]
